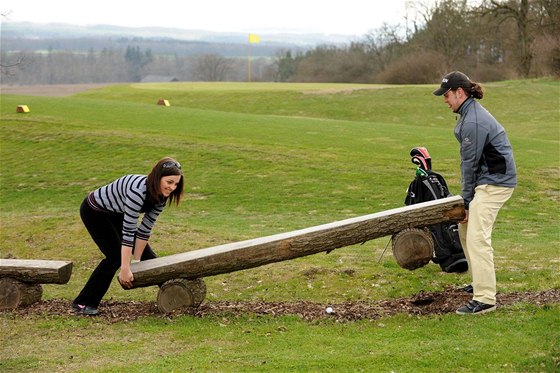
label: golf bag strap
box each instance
[422,179,439,200]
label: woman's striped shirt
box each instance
[88,174,165,247]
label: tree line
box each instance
[276,0,559,83]
[1,0,558,85]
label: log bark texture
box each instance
[128,196,465,289]
[0,278,43,309]
[0,259,73,284]
[157,278,207,313]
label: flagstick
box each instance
[248,43,252,82]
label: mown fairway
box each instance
[1,80,559,372]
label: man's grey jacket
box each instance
[454,97,517,209]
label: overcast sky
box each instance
[1,0,432,36]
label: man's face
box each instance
[443,89,465,112]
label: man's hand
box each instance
[459,209,469,224]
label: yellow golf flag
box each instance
[248,34,260,44]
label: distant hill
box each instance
[1,22,356,57]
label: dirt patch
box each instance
[2,287,558,323]
[0,83,113,97]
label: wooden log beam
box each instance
[128,196,465,289]
[0,259,73,284]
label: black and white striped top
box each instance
[87,174,165,247]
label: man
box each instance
[433,71,517,315]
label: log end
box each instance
[0,278,43,309]
[156,278,207,313]
[55,261,73,284]
[392,228,434,270]
[444,205,466,222]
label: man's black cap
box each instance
[433,71,472,96]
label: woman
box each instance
[72,157,184,315]
[433,71,517,315]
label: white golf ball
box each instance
[325,307,333,314]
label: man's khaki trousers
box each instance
[459,184,514,305]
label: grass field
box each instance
[1,80,559,372]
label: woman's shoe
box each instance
[72,302,99,315]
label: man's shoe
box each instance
[456,300,496,315]
[72,303,99,316]
[461,284,474,293]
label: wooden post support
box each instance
[0,278,43,309]
[391,228,434,270]
[127,196,465,289]
[157,278,207,313]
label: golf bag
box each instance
[404,147,468,273]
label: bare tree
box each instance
[532,0,560,76]
[363,23,406,74]
[476,0,559,77]
[0,54,25,77]
[194,54,232,81]
[415,0,475,70]
[1,10,26,77]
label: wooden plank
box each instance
[128,196,465,289]
[0,259,73,284]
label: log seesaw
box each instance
[125,195,465,312]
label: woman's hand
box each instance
[118,268,134,288]
[120,245,134,288]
